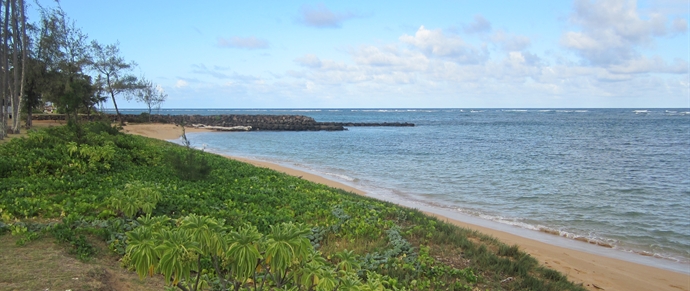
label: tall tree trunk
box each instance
[17,0,25,129]
[0,0,10,138]
[106,74,123,125]
[0,0,4,139]
[10,0,19,134]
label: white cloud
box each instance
[400,26,488,64]
[561,0,677,66]
[294,54,323,68]
[672,17,687,34]
[351,45,428,70]
[217,36,269,49]
[490,30,531,52]
[663,58,689,74]
[175,80,188,88]
[271,21,685,107]
[192,63,230,79]
[298,4,357,28]
[606,56,689,74]
[179,5,686,109]
[464,14,492,34]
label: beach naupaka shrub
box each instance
[109,181,162,218]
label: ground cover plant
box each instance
[0,122,586,291]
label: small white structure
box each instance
[43,102,54,114]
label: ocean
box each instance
[114,108,690,269]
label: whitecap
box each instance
[324,172,358,182]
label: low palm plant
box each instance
[226,224,263,291]
[180,214,226,290]
[136,214,170,231]
[338,274,364,291]
[126,217,331,291]
[156,228,201,289]
[334,249,360,273]
[125,226,159,279]
[109,181,161,218]
[314,268,338,291]
[264,222,312,287]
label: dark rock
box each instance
[31,114,414,131]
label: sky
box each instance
[30,0,689,108]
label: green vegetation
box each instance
[0,123,586,291]
[0,2,166,139]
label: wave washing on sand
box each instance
[359,182,688,265]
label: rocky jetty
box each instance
[32,114,415,131]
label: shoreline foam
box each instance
[123,123,690,291]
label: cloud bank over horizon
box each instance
[47,0,689,108]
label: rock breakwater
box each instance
[32,114,414,131]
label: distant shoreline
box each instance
[123,122,690,291]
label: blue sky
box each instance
[32,0,689,108]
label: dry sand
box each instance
[124,122,690,291]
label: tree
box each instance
[58,12,93,124]
[56,73,95,128]
[9,0,27,134]
[22,57,46,128]
[22,5,95,130]
[90,40,139,125]
[136,78,167,119]
[0,0,7,139]
[0,0,29,137]
[24,5,67,120]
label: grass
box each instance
[0,233,168,291]
[0,234,167,291]
[0,118,63,145]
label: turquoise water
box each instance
[118,108,690,266]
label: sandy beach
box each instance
[124,122,690,291]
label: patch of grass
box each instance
[0,235,165,291]
[400,213,585,291]
[0,119,62,145]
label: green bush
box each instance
[85,120,120,136]
[137,112,150,123]
[50,221,96,261]
[168,129,211,181]
[168,149,212,181]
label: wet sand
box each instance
[124,122,690,291]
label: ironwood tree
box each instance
[0,0,29,138]
[136,77,167,119]
[91,40,140,125]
